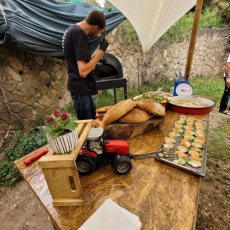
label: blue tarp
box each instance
[0,0,125,56]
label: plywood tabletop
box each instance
[14,111,208,230]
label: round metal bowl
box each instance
[169,96,215,115]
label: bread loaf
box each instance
[119,107,153,123]
[96,105,113,113]
[100,99,136,126]
[136,99,165,116]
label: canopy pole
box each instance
[184,0,204,80]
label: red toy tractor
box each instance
[76,128,132,175]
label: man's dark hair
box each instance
[86,10,106,29]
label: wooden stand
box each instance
[103,117,164,140]
[38,120,92,207]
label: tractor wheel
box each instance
[112,155,132,175]
[76,155,96,175]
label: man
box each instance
[63,10,109,120]
[219,54,230,115]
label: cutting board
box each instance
[103,117,164,140]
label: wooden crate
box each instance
[38,120,92,207]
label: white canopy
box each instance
[108,0,197,52]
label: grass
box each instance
[95,75,224,107]
[189,75,224,102]
[208,123,230,161]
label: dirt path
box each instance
[0,182,54,230]
[0,107,229,230]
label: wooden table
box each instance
[14,111,208,230]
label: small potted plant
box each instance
[45,110,78,154]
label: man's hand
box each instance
[99,37,109,52]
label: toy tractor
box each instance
[76,128,132,175]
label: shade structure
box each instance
[0,0,125,56]
[108,0,196,52]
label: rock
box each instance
[17,82,36,96]
[39,96,53,107]
[8,102,25,113]
[53,64,60,72]
[18,106,33,119]
[7,56,23,71]
[35,56,44,66]
[3,81,17,91]
[39,71,51,86]
[55,70,65,81]
[4,66,22,82]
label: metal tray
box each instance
[154,118,209,177]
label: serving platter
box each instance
[154,115,209,177]
[169,96,215,114]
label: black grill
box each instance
[95,53,127,104]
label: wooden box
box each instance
[38,120,92,207]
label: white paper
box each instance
[78,199,142,230]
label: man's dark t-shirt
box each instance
[63,25,98,95]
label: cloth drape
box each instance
[108,0,196,52]
[0,0,125,56]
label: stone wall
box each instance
[107,28,230,86]
[0,45,72,129]
[0,28,229,128]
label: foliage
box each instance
[0,161,22,187]
[0,130,47,187]
[212,0,230,24]
[5,131,47,161]
[45,110,78,138]
[161,7,224,43]
[120,20,138,46]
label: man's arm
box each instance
[77,50,104,78]
[224,62,230,87]
[77,38,109,78]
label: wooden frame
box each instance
[38,120,92,207]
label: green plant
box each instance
[5,131,47,161]
[161,7,224,43]
[120,20,138,45]
[45,110,78,138]
[0,130,47,187]
[0,161,22,187]
[212,0,230,24]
